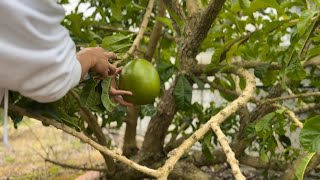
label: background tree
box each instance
[7,0,320,179]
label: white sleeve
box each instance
[0,0,81,103]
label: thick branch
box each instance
[9,104,160,178]
[123,106,140,157]
[186,0,200,17]
[162,0,185,20]
[211,123,245,180]
[158,68,256,179]
[180,0,226,70]
[145,1,166,61]
[140,79,178,160]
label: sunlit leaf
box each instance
[300,116,320,152]
[101,78,117,112]
[295,152,316,180]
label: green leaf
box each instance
[101,34,133,48]
[190,74,205,89]
[306,46,320,60]
[166,8,184,31]
[156,61,176,83]
[255,112,275,132]
[110,2,122,20]
[211,47,224,65]
[295,152,316,180]
[201,133,215,161]
[155,17,174,31]
[105,43,132,53]
[101,78,117,112]
[297,9,318,36]
[295,13,319,57]
[239,0,251,9]
[247,0,284,16]
[141,104,157,117]
[174,75,193,110]
[299,116,320,152]
[260,148,269,162]
[225,40,241,64]
[80,79,100,108]
[286,57,306,81]
[255,64,269,79]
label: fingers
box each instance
[114,66,123,75]
[110,87,133,96]
[105,52,117,60]
[113,96,133,106]
[108,64,117,76]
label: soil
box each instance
[0,118,105,179]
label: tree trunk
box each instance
[140,84,177,160]
[123,106,140,157]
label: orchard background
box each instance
[2,0,320,179]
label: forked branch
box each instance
[158,68,256,179]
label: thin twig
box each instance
[120,0,156,61]
[157,68,256,179]
[260,92,320,104]
[45,158,107,172]
[23,121,48,156]
[273,104,303,128]
[294,103,320,114]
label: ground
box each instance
[0,118,106,179]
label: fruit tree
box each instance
[7,0,320,179]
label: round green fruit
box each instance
[119,59,160,105]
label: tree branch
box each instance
[121,0,156,61]
[8,104,160,178]
[70,90,115,172]
[273,104,304,128]
[145,1,166,61]
[260,92,320,104]
[186,0,201,17]
[193,56,320,76]
[162,0,186,20]
[158,68,256,179]
[294,103,320,114]
[211,123,245,180]
[123,106,140,157]
[45,158,107,172]
[178,0,226,70]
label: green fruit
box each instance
[119,59,160,105]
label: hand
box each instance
[76,47,117,79]
[109,67,133,106]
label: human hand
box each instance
[109,67,133,106]
[76,47,117,79]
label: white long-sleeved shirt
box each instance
[0,0,81,103]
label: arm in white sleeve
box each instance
[0,0,81,103]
